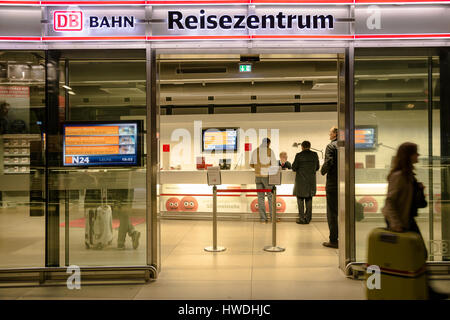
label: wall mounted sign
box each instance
[239,64,252,72]
[150,5,350,39]
[43,6,146,40]
[167,10,335,31]
[53,10,136,31]
[46,6,146,38]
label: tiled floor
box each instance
[1,220,448,300]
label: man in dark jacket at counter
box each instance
[292,141,320,224]
[321,126,339,249]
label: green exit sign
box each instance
[239,64,252,72]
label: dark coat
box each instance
[292,149,320,197]
[321,139,338,190]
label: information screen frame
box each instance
[355,125,378,151]
[201,127,239,153]
[62,120,143,168]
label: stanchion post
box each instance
[264,186,285,252]
[213,185,217,249]
[272,186,276,247]
[205,185,226,252]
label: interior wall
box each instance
[355,109,441,168]
[160,109,440,170]
[160,112,337,170]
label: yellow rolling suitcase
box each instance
[366,228,428,300]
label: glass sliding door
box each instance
[354,49,445,262]
[0,51,46,268]
[46,50,148,267]
[437,49,450,262]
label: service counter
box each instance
[160,169,313,185]
[158,168,439,220]
[160,169,327,219]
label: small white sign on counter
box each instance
[207,166,222,186]
[268,166,282,186]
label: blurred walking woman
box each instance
[382,142,425,234]
[382,142,447,299]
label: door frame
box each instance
[337,47,356,273]
[151,46,355,273]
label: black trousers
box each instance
[297,196,312,223]
[326,188,338,243]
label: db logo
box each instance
[54,11,83,32]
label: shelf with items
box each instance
[3,148,30,157]
[3,157,30,165]
[1,134,38,175]
[3,166,30,174]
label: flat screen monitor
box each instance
[62,121,142,167]
[355,126,377,150]
[202,128,239,152]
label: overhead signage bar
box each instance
[2,0,450,6]
[1,2,450,41]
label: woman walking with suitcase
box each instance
[382,142,448,299]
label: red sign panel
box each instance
[53,11,83,32]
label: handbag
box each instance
[414,179,428,209]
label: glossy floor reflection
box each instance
[1,220,371,300]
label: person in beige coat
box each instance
[382,148,419,233]
[250,138,277,222]
[382,142,448,299]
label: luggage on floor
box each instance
[366,228,428,300]
[85,205,113,249]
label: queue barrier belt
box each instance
[216,189,272,193]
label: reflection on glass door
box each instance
[354,50,445,262]
[47,50,148,267]
[0,51,46,268]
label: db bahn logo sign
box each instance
[54,11,83,32]
[52,11,136,32]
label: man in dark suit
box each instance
[321,126,339,249]
[292,141,320,224]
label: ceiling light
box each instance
[68,91,76,96]
[62,85,72,90]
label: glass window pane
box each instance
[354,52,444,262]
[0,51,45,268]
[49,51,147,267]
[157,54,338,235]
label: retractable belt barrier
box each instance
[204,187,285,253]
[216,189,272,193]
